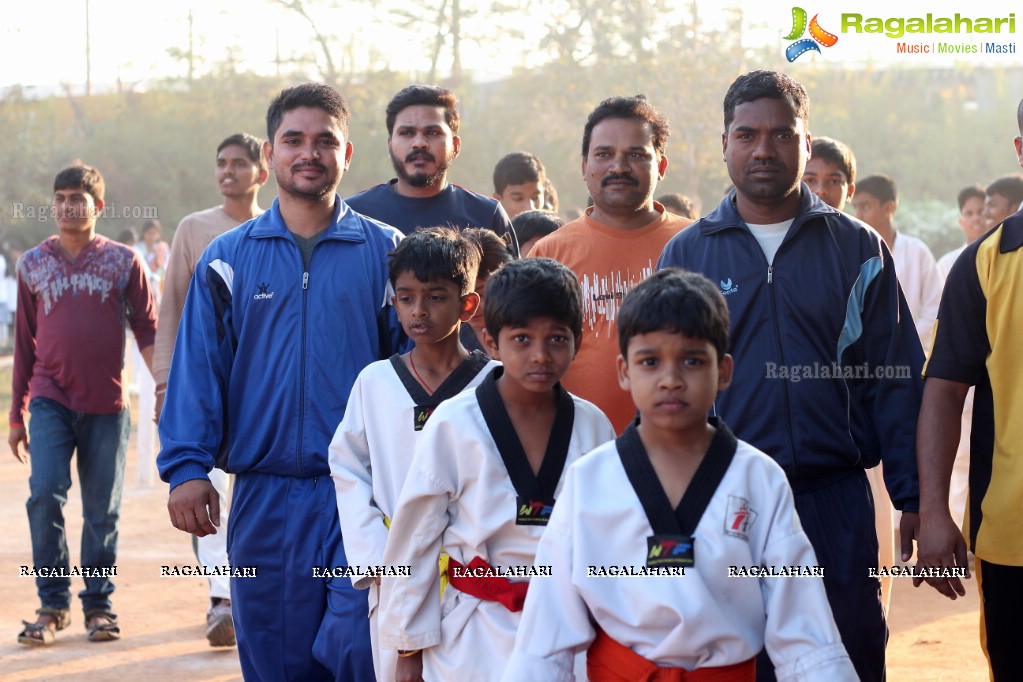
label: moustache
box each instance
[602,173,638,187]
[745,160,783,171]
[405,151,436,163]
[292,162,326,172]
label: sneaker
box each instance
[206,598,235,647]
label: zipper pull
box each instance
[303,272,309,290]
[767,265,773,284]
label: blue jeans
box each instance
[26,396,129,614]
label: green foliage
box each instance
[0,73,275,247]
[1,3,1021,256]
[897,199,963,258]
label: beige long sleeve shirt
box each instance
[152,206,259,385]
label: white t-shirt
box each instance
[891,232,943,351]
[747,220,793,265]
[937,243,966,280]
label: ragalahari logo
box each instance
[784,7,839,61]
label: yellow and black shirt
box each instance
[925,211,1023,565]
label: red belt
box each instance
[587,628,756,682]
[445,557,528,612]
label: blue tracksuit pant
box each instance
[757,469,888,682]
[228,472,374,681]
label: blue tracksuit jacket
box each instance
[157,195,404,487]
[658,187,923,512]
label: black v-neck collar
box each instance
[389,350,491,408]
[474,367,575,501]
[615,417,738,536]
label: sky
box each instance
[1,0,1020,91]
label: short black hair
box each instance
[957,184,985,211]
[511,210,563,246]
[810,136,857,185]
[386,85,459,136]
[724,70,809,132]
[462,227,514,279]
[582,95,670,157]
[54,162,105,203]
[493,152,545,195]
[618,269,730,361]
[387,227,481,296]
[266,83,349,142]
[218,132,267,172]
[986,174,1023,207]
[857,174,898,205]
[484,257,583,342]
[656,193,696,219]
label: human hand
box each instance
[913,512,969,599]
[8,425,28,464]
[395,651,424,682]
[899,511,920,562]
[168,479,220,537]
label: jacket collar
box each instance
[698,183,838,235]
[999,211,1023,253]
[249,194,366,243]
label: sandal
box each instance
[17,607,71,646]
[84,609,120,642]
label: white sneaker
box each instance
[206,599,235,647]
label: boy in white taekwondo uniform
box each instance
[504,269,856,682]
[329,227,498,682]
[379,258,616,682]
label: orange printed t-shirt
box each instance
[529,205,691,433]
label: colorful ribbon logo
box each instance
[784,7,838,61]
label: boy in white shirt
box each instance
[379,258,616,681]
[504,269,856,681]
[329,227,497,682]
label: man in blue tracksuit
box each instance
[658,71,923,682]
[158,83,403,681]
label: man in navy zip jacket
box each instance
[158,84,403,681]
[658,71,923,682]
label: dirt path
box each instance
[0,430,989,681]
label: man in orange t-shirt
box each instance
[530,95,691,433]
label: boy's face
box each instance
[958,195,986,243]
[495,181,544,219]
[483,316,579,398]
[851,191,893,231]
[391,272,478,345]
[217,143,265,199]
[983,192,1014,230]
[53,186,103,234]
[802,157,853,211]
[617,331,732,437]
